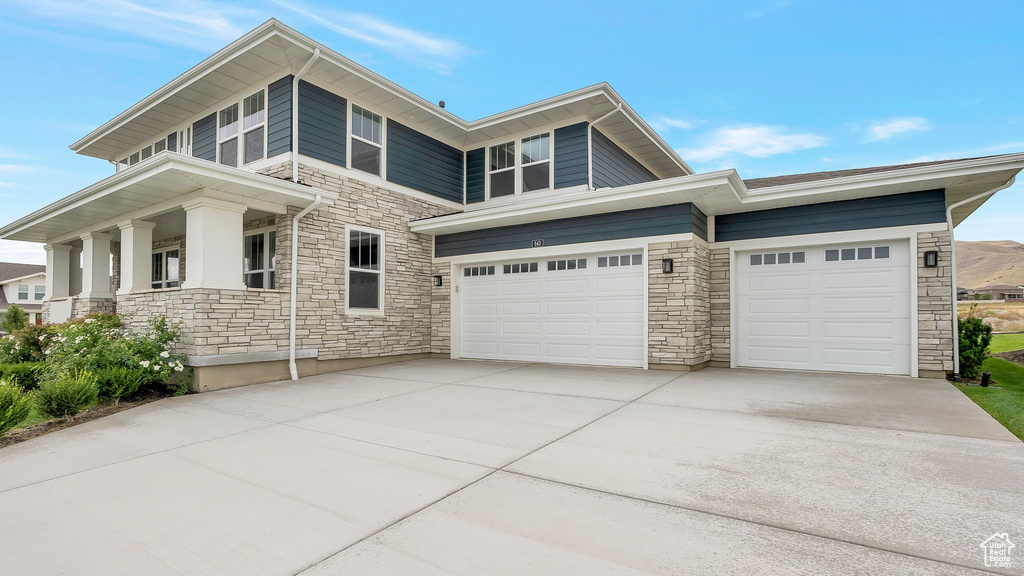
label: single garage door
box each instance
[460,252,645,367]
[736,241,911,375]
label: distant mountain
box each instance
[956,240,1024,289]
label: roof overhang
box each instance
[410,154,1024,236]
[0,272,47,285]
[70,19,691,179]
[0,152,335,244]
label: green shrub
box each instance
[0,379,31,435]
[0,362,45,390]
[94,366,146,404]
[35,370,98,420]
[1,304,28,334]
[0,324,52,364]
[959,313,993,379]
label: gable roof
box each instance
[69,19,691,179]
[0,262,45,284]
[744,155,1013,189]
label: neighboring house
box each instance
[0,262,47,329]
[1,20,1022,390]
[957,287,976,300]
[974,285,1024,300]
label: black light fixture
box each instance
[432,275,443,286]
[662,259,674,273]
[923,250,938,268]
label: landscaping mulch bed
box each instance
[0,391,172,449]
[995,349,1024,366]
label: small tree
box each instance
[958,305,992,379]
[1,304,28,334]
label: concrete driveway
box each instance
[1,360,1021,575]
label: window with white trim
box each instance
[242,90,266,165]
[463,266,495,277]
[243,229,276,289]
[488,141,516,197]
[750,251,805,265]
[140,145,153,161]
[520,133,550,192]
[218,102,239,167]
[154,139,166,154]
[502,262,538,274]
[825,245,890,262]
[17,285,28,300]
[348,228,383,310]
[151,248,180,289]
[598,254,642,268]
[351,104,383,176]
[547,258,587,271]
[487,132,552,199]
[34,285,44,300]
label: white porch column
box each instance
[80,232,113,299]
[182,197,247,290]
[69,245,83,296]
[44,244,72,300]
[117,220,156,294]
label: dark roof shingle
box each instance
[0,262,46,283]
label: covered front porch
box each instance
[0,152,336,352]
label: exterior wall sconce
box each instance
[432,275,443,286]
[662,259,674,273]
[923,251,938,268]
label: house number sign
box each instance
[531,239,544,248]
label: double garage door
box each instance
[460,252,646,367]
[735,240,911,375]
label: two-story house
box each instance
[0,262,47,328]
[1,20,1022,390]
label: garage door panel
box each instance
[460,253,645,368]
[737,241,911,375]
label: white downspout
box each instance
[289,194,324,380]
[291,48,320,183]
[945,176,1016,376]
[587,103,622,190]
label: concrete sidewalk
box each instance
[0,360,1020,575]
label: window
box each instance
[547,258,587,271]
[140,145,152,161]
[129,152,140,165]
[598,254,642,268]
[463,266,495,277]
[154,139,166,154]
[825,246,891,263]
[348,228,382,311]
[750,251,805,266]
[17,285,28,300]
[351,104,383,176]
[34,285,44,300]
[243,229,276,289]
[117,158,129,171]
[521,133,550,192]
[488,141,516,198]
[487,132,552,199]
[218,102,239,167]
[151,248,180,289]
[242,90,266,165]
[503,262,538,274]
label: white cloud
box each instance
[679,125,826,163]
[898,141,1024,164]
[864,117,931,142]
[0,240,46,265]
[649,116,694,132]
[271,0,469,74]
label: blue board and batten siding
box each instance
[553,122,589,189]
[297,80,347,167]
[435,203,702,258]
[267,75,293,158]
[386,121,464,203]
[714,189,947,242]
[465,148,486,204]
[592,129,656,189]
[191,113,216,162]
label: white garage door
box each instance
[736,241,911,375]
[459,252,645,367]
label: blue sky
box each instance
[0,0,1021,264]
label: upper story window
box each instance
[34,285,44,300]
[154,139,166,154]
[17,285,28,300]
[242,91,266,165]
[488,132,551,199]
[243,228,276,289]
[218,103,239,167]
[218,90,267,167]
[351,104,383,176]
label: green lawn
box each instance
[956,357,1024,441]
[13,404,48,430]
[990,333,1024,354]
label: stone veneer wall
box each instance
[647,238,711,367]
[431,262,451,355]
[709,248,731,365]
[917,229,954,374]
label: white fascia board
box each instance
[409,170,740,235]
[599,84,694,176]
[0,272,47,285]
[0,152,336,240]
